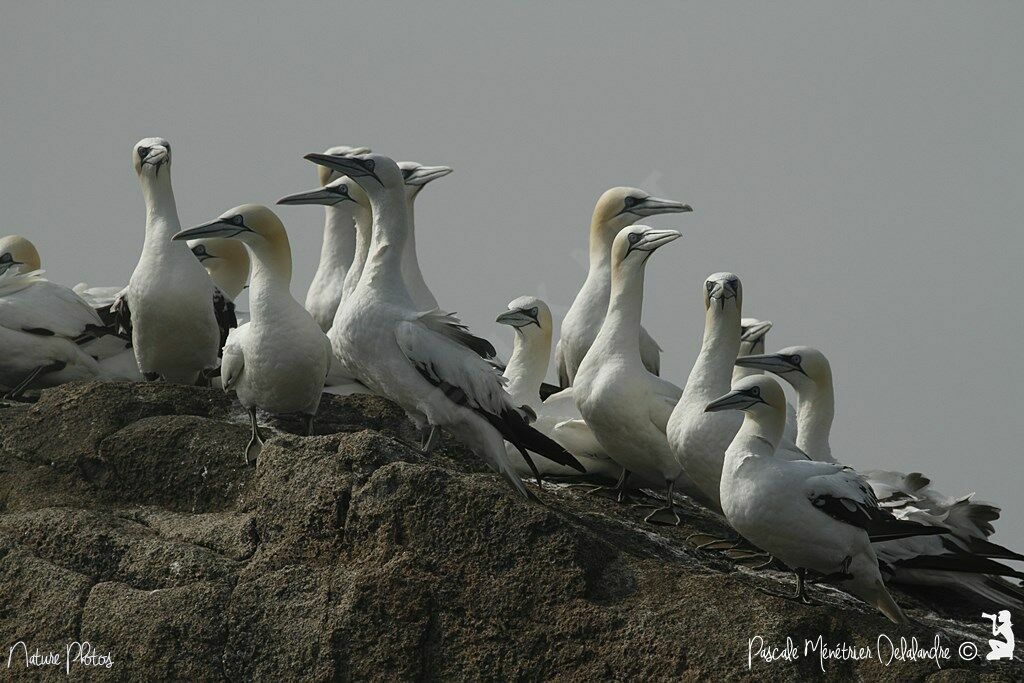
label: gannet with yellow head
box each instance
[123,137,220,385]
[189,237,250,351]
[174,204,332,464]
[495,295,620,482]
[556,187,692,388]
[735,346,1024,607]
[573,226,699,523]
[707,374,910,624]
[0,234,111,397]
[304,151,582,497]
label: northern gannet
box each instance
[735,347,1024,607]
[189,237,250,346]
[0,235,109,396]
[296,145,371,331]
[121,137,220,384]
[573,226,696,523]
[731,318,773,383]
[667,273,748,511]
[556,187,692,387]
[277,175,372,308]
[707,375,910,624]
[304,151,582,497]
[173,205,332,463]
[496,296,619,481]
[397,161,452,311]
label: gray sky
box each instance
[2,2,1022,552]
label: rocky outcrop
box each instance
[0,382,1019,680]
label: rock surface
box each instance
[0,381,1019,681]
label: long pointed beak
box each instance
[304,153,381,184]
[172,219,243,242]
[633,196,693,217]
[640,229,682,251]
[277,187,343,206]
[405,165,453,186]
[734,353,793,373]
[495,310,537,328]
[705,389,754,413]
[741,320,773,343]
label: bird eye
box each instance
[790,355,801,365]
[363,159,375,171]
[623,196,641,209]
[137,146,151,159]
[751,387,760,396]
[192,246,207,256]
[627,232,642,245]
[333,184,349,195]
[231,215,243,225]
[401,168,413,180]
[0,253,11,263]
[528,307,539,318]
[706,281,715,292]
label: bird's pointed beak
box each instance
[638,229,682,252]
[495,310,537,328]
[740,320,773,343]
[631,196,693,217]
[705,389,758,413]
[304,153,381,185]
[277,187,345,206]
[173,219,243,241]
[734,353,791,372]
[404,165,453,187]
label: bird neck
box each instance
[685,306,742,402]
[247,236,293,308]
[361,186,412,298]
[342,205,373,301]
[601,263,645,355]
[728,412,784,468]
[587,220,616,273]
[399,196,431,300]
[731,339,765,383]
[319,203,358,275]
[141,173,182,251]
[795,375,835,460]
[504,327,552,406]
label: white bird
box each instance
[300,145,371,332]
[495,296,619,482]
[119,137,220,385]
[556,187,692,387]
[304,151,582,497]
[573,225,698,524]
[708,375,912,624]
[173,205,332,464]
[735,347,1024,607]
[668,275,800,511]
[188,237,251,342]
[731,318,774,384]
[397,161,453,311]
[0,235,110,396]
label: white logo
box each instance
[983,611,1014,661]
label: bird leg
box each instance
[419,425,440,455]
[245,407,264,466]
[642,480,681,526]
[687,532,741,551]
[808,556,854,585]
[4,361,66,400]
[301,413,316,437]
[574,468,634,503]
[755,568,819,605]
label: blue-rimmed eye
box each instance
[624,196,641,209]
[231,215,243,225]
[790,355,802,365]
[751,387,760,396]
[628,232,642,245]
[528,307,539,318]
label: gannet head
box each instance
[173,205,292,281]
[188,238,251,300]
[399,161,453,200]
[703,272,743,313]
[734,345,831,391]
[610,225,682,273]
[303,151,403,194]
[738,318,773,356]
[133,137,172,178]
[317,145,371,186]
[594,187,692,236]
[277,176,371,210]
[0,235,41,275]
[704,375,786,416]
[496,296,552,335]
